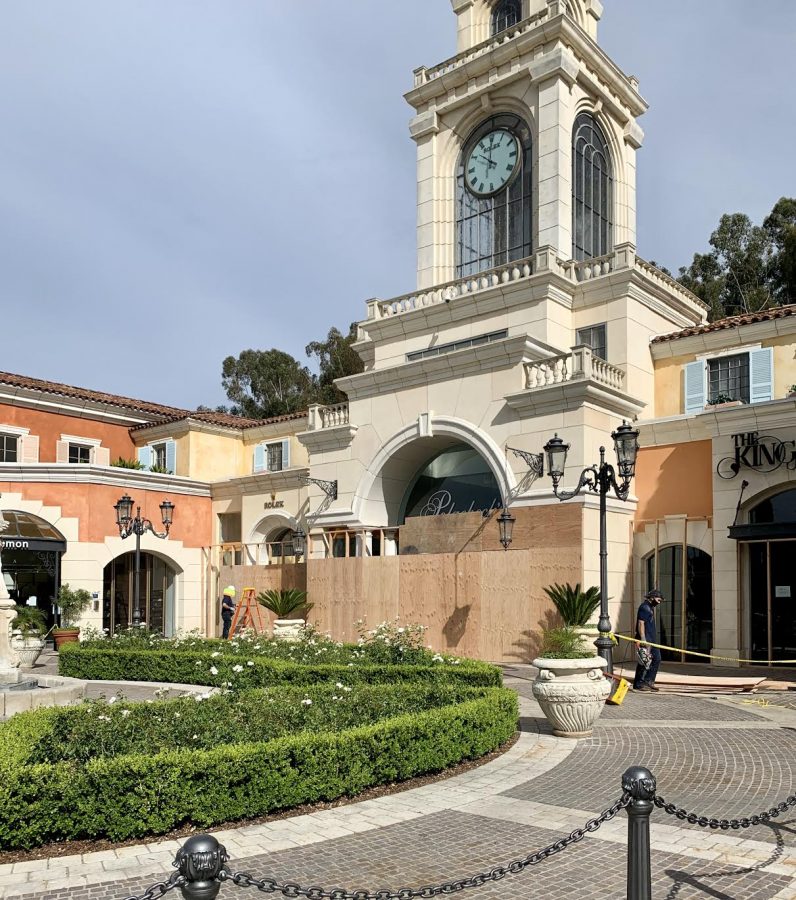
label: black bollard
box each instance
[175,834,229,900]
[622,766,655,900]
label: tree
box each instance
[221,349,315,419]
[677,199,796,321]
[305,323,364,405]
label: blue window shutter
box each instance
[165,439,177,474]
[253,443,265,473]
[684,360,706,414]
[137,446,153,470]
[749,347,774,404]
[281,438,290,470]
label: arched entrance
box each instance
[737,487,796,664]
[0,510,66,630]
[644,546,713,663]
[103,552,177,635]
[248,514,301,564]
[401,444,503,521]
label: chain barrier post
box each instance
[175,835,229,900]
[622,766,655,900]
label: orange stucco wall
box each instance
[0,481,211,548]
[0,403,136,463]
[634,441,714,526]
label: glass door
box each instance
[747,541,796,664]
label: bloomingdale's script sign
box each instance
[717,432,796,479]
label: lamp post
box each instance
[543,422,640,673]
[292,526,306,561]
[114,494,175,627]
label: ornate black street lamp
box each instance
[543,422,640,673]
[292,526,306,560]
[114,494,175,626]
[497,508,516,550]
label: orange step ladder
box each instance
[226,587,266,638]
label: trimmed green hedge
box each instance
[58,644,501,688]
[0,688,517,849]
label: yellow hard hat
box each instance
[223,585,236,597]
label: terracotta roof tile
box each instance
[129,409,308,432]
[651,305,796,344]
[0,370,189,418]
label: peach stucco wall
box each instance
[0,481,211,548]
[634,441,713,525]
[0,403,137,463]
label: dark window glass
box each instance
[402,444,502,522]
[572,113,613,261]
[492,0,522,34]
[456,114,533,278]
[749,488,796,524]
[68,444,91,464]
[576,324,607,361]
[406,330,508,362]
[707,353,749,403]
[0,434,18,463]
[152,443,167,469]
[267,442,283,472]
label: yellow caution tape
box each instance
[611,633,796,666]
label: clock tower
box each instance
[407,0,645,289]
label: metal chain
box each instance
[654,793,796,831]
[122,870,186,900]
[221,795,630,900]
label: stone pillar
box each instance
[0,511,22,674]
[383,530,399,557]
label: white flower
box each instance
[247,660,254,666]
[432,654,444,663]
[301,698,313,706]
[192,734,199,739]
[211,651,221,658]
[336,682,344,689]
[98,715,111,722]
[232,664,243,673]
[210,666,219,675]
[120,709,131,718]
[108,696,118,704]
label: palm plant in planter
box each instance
[54,583,93,649]
[256,588,313,641]
[10,605,48,667]
[532,625,610,738]
[543,582,601,652]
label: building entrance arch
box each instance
[248,513,302,564]
[352,417,515,527]
[102,551,180,635]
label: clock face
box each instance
[465,129,520,198]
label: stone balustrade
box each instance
[413,8,550,87]
[525,346,626,392]
[571,254,613,282]
[307,403,350,431]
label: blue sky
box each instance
[1,1,794,410]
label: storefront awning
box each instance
[728,522,796,541]
[0,510,67,552]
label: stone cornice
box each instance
[336,336,555,401]
[504,379,645,419]
[209,467,310,499]
[0,388,151,428]
[0,464,211,497]
[297,426,359,454]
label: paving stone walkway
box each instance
[2,669,795,900]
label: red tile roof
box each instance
[651,305,796,344]
[0,370,306,431]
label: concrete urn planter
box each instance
[10,631,46,667]
[531,656,610,738]
[272,619,305,642]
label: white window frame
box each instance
[59,433,102,465]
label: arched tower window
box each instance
[572,112,613,261]
[492,0,522,35]
[456,113,533,279]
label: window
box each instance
[137,439,176,474]
[576,324,607,361]
[492,0,522,35]
[573,113,613,261]
[684,347,773,414]
[708,353,749,404]
[407,330,508,362]
[152,443,167,470]
[0,433,18,463]
[68,444,92,464]
[456,114,533,279]
[253,439,291,474]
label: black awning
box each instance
[728,522,796,541]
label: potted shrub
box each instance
[543,582,601,652]
[532,626,610,738]
[257,588,313,641]
[10,605,48,667]
[54,583,93,649]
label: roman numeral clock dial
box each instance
[465,129,519,199]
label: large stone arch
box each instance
[352,416,516,527]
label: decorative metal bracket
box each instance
[299,475,338,501]
[507,447,544,478]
